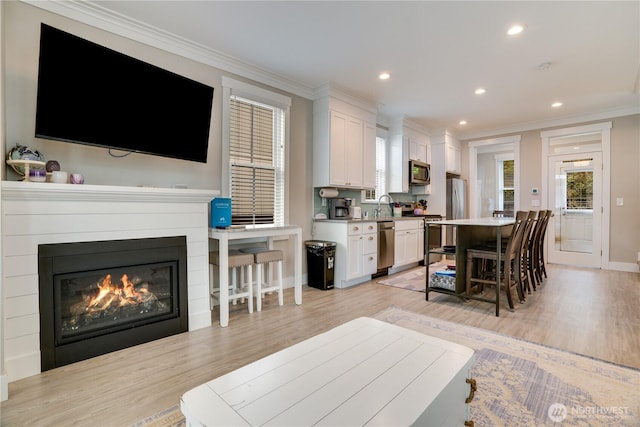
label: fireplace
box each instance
[38,236,188,371]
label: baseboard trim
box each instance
[1,374,8,401]
[607,261,640,273]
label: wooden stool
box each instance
[240,247,283,312]
[209,249,254,313]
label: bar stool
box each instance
[209,249,254,313]
[240,247,283,312]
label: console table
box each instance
[181,317,476,426]
[209,225,302,327]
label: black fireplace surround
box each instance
[38,236,188,371]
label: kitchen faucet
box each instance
[375,194,394,218]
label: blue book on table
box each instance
[210,198,232,228]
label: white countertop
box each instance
[209,224,301,234]
[431,217,515,226]
[314,216,441,224]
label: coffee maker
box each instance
[329,198,353,219]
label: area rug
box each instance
[132,306,639,426]
[375,306,639,426]
[377,263,448,292]
[129,404,184,427]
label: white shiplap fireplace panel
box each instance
[1,181,219,383]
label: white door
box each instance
[547,152,602,267]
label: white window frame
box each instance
[221,77,291,226]
[495,153,514,212]
[363,126,388,202]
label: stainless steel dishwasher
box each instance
[376,221,395,277]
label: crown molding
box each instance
[458,104,640,141]
[23,0,316,100]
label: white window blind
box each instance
[365,134,387,201]
[229,95,285,225]
[496,156,515,213]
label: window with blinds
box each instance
[229,95,285,225]
[365,134,387,201]
[497,158,515,213]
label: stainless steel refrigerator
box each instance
[446,178,466,244]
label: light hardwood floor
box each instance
[1,264,639,426]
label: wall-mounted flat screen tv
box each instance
[35,24,214,163]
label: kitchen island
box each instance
[426,217,515,316]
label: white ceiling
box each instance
[89,0,640,139]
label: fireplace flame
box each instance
[68,273,157,322]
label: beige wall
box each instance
[464,114,640,266]
[609,115,640,263]
[2,1,315,276]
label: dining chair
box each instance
[466,211,528,312]
[532,210,552,286]
[517,211,537,296]
[527,210,544,291]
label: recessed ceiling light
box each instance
[536,62,552,71]
[474,88,486,95]
[507,24,525,36]
[552,101,563,108]
[379,72,391,80]
[459,120,467,125]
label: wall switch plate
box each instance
[531,199,540,207]
[616,197,624,206]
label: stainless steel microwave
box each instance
[410,160,430,185]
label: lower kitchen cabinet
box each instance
[314,221,377,288]
[393,219,424,268]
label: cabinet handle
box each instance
[465,378,477,403]
[353,226,359,231]
[368,236,374,240]
[368,256,374,261]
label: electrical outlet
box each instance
[531,199,540,207]
[616,197,624,206]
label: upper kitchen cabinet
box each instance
[432,131,462,175]
[388,118,431,193]
[313,88,377,189]
[446,140,462,174]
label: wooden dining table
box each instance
[425,217,515,316]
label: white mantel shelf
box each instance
[1,180,220,387]
[1,181,218,203]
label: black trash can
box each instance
[305,240,336,290]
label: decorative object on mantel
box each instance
[6,143,46,181]
[28,168,47,182]
[45,160,61,172]
[70,173,85,184]
[51,171,68,184]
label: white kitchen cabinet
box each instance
[313,91,377,189]
[409,137,430,163]
[388,119,431,193]
[313,221,377,288]
[446,141,461,175]
[393,219,424,268]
